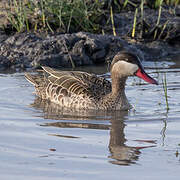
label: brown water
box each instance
[1,57,180,180]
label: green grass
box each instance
[132,7,138,38]
[147,0,179,8]
[130,0,179,40]
[7,0,105,33]
[7,0,28,32]
[110,6,116,36]
[5,0,180,34]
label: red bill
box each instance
[135,68,158,85]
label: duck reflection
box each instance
[31,97,156,166]
[109,117,156,165]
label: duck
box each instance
[25,51,158,111]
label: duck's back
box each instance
[25,66,111,109]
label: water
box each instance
[1,58,180,180]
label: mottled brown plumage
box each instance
[25,51,158,111]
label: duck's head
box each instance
[110,51,158,85]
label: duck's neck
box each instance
[100,73,130,110]
[111,73,127,96]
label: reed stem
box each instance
[110,6,116,36]
[132,8,138,38]
[162,72,169,111]
[154,0,163,39]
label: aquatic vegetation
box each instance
[162,72,169,111]
[175,150,179,157]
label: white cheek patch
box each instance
[112,60,139,76]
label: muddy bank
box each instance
[0,32,126,71]
[0,1,180,71]
[0,31,180,71]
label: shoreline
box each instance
[0,1,180,71]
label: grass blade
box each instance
[110,6,116,36]
[132,7,138,38]
[162,72,169,111]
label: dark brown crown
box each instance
[110,51,143,71]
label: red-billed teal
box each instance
[25,51,158,110]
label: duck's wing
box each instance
[42,66,111,98]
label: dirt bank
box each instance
[0,1,180,71]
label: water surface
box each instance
[0,58,180,180]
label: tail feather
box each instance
[25,73,39,86]
[25,73,47,99]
